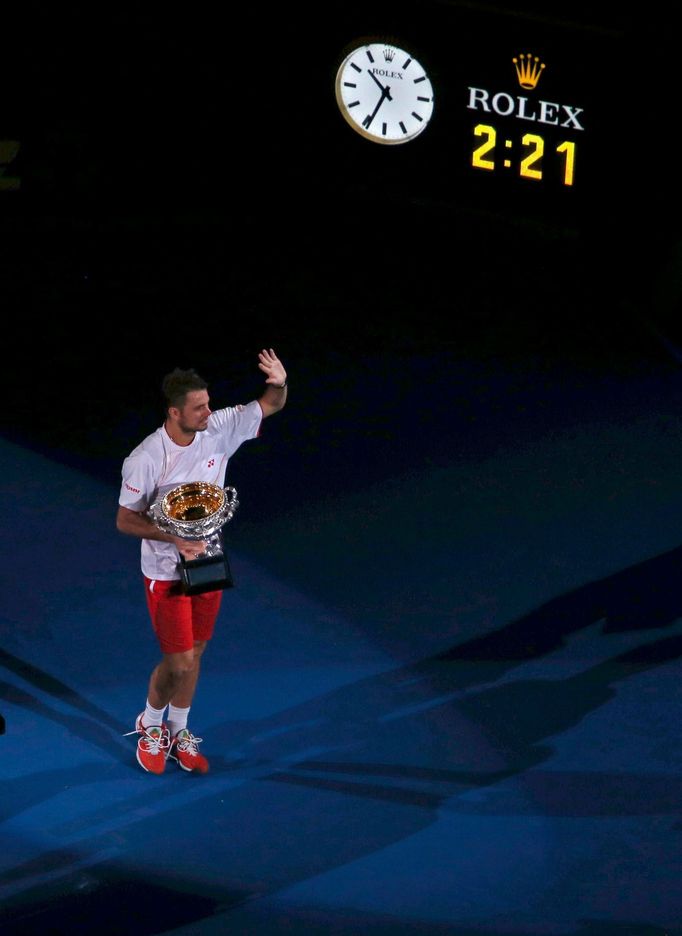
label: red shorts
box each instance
[143,577,223,654]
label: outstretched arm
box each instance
[257,348,288,418]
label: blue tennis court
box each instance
[3,348,682,935]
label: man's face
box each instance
[174,390,211,433]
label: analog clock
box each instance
[335,42,434,145]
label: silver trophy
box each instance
[148,482,239,594]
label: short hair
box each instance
[161,367,208,411]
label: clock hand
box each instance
[367,68,389,94]
[362,85,393,130]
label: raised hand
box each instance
[258,348,287,387]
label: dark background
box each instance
[3,1,681,515]
[5,10,682,933]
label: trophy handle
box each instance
[223,486,239,522]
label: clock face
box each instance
[335,43,434,145]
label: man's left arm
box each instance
[257,348,288,418]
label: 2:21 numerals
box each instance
[472,123,576,187]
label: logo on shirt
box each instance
[125,482,141,494]
[208,459,215,468]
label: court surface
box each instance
[2,349,682,936]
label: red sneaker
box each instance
[125,713,170,775]
[168,729,209,773]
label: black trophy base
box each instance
[180,553,234,595]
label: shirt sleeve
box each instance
[119,453,157,512]
[208,400,263,456]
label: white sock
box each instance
[167,704,190,737]
[144,700,166,728]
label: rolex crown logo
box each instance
[512,53,546,90]
[383,47,396,62]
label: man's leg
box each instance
[163,589,223,774]
[130,580,196,774]
[147,641,207,710]
[163,641,211,773]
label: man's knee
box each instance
[164,649,196,679]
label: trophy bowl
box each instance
[152,483,239,541]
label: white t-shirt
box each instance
[119,400,262,580]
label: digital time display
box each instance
[472,124,576,186]
[465,52,584,190]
